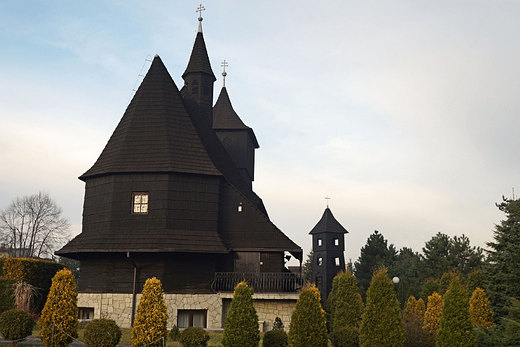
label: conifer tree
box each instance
[436,277,477,347]
[131,277,168,347]
[485,197,520,320]
[288,284,328,347]
[423,292,442,342]
[38,268,78,347]
[403,296,430,347]
[222,282,260,347]
[359,267,404,347]
[332,271,363,332]
[469,287,494,327]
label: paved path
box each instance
[0,336,131,347]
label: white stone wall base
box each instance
[77,292,299,330]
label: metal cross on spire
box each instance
[221,60,228,87]
[197,4,205,32]
[325,195,331,208]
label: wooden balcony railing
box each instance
[212,272,304,293]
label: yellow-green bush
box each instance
[131,277,168,347]
[469,287,494,328]
[38,269,78,347]
[222,281,260,347]
[436,277,477,347]
[262,329,288,347]
[180,327,210,347]
[3,257,64,313]
[288,284,328,347]
[0,309,35,341]
[359,267,404,347]
[423,292,442,341]
[84,318,122,347]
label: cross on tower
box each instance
[221,60,228,87]
[325,195,331,208]
[197,4,205,19]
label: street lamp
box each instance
[392,276,404,311]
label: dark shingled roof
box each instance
[213,87,259,148]
[182,32,216,81]
[309,208,349,235]
[60,229,228,254]
[80,55,221,180]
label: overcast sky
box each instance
[0,1,518,265]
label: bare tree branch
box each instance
[0,192,71,259]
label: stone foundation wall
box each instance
[77,292,298,330]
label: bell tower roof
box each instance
[309,208,349,235]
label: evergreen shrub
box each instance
[359,267,404,347]
[469,287,494,328]
[262,329,288,347]
[222,282,260,347]
[84,318,122,347]
[169,325,180,341]
[3,258,64,313]
[423,292,442,341]
[131,277,168,347]
[288,284,328,347]
[436,277,477,347]
[38,269,78,347]
[0,309,35,342]
[329,326,359,347]
[331,271,363,333]
[0,278,15,314]
[179,327,210,347]
[273,317,284,330]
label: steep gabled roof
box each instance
[309,208,349,235]
[182,32,216,81]
[213,87,259,147]
[80,55,221,180]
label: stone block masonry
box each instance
[77,292,299,330]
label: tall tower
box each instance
[181,8,216,125]
[213,64,259,189]
[309,207,348,305]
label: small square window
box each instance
[78,307,94,320]
[178,310,207,328]
[133,193,148,214]
[318,239,322,246]
[335,257,340,267]
[334,238,339,246]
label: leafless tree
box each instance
[0,192,70,258]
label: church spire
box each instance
[182,4,216,124]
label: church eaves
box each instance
[80,55,221,180]
[309,208,349,234]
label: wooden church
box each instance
[57,11,302,329]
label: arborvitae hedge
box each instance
[3,257,64,313]
[131,277,168,347]
[288,284,328,347]
[38,268,78,347]
[0,278,15,314]
[469,287,494,328]
[436,277,477,347]
[359,267,404,347]
[222,281,260,347]
[423,292,442,341]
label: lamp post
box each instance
[392,276,404,312]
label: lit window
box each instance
[318,239,322,246]
[133,193,148,214]
[318,257,323,266]
[178,310,207,328]
[335,238,339,246]
[335,257,340,266]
